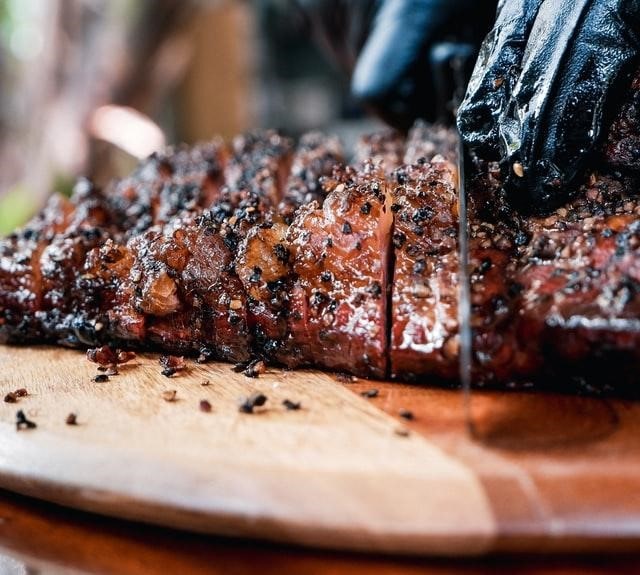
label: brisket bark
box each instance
[1,107,640,387]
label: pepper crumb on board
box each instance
[360,388,379,398]
[201,379,211,387]
[282,399,301,411]
[159,355,186,378]
[162,390,177,402]
[243,359,266,379]
[16,410,36,431]
[14,388,28,397]
[399,408,414,420]
[238,392,268,414]
[92,374,109,383]
[335,372,357,384]
[199,399,212,413]
[394,427,410,438]
[65,413,78,426]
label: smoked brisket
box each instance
[1,112,640,387]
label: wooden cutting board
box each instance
[0,345,639,556]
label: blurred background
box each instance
[0,0,374,234]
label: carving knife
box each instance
[431,42,475,433]
[457,138,473,434]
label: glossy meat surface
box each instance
[1,118,640,387]
[389,159,459,381]
[279,163,392,378]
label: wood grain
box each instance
[0,346,495,556]
[1,345,640,555]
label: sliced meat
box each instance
[37,180,118,346]
[2,118,640,389]
[277,162,393,378]
[235,132,343,359]
[404,121,458,165]
[105,139,227,237]
[0,194,74,343]
[221,130,292,214]
[389,159,460,381]
[512,175,640,387]
[120,217,250,362]
[235,220,290,358]
[354,128,405,174]
[279,131,344,222]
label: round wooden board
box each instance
[0,346,495,556]
[1,345,640,556]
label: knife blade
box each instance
[430,42,476,435]
[456,138,474,436]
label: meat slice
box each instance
[279,131,344,222]
[221,130,292,213]
[389,159,460,381]
[511,175,640,387]
[277,162,393,378]
[0,194,74,343]
[105,139,227,237]
[354,128,405,174]
[131,130,293,361]
[235,220,290,358]
[115,216,250,362]
[404,121,458,165]
[37,179,121,346]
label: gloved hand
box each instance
[298,0,496,130]
[458,0,640,213]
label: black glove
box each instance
[458,0,640,213]
[299,0,496,130]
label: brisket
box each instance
[1,106,640,387]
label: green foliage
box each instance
[0,184,36,235]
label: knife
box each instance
[431,42,475,434]
[456,138,474,435]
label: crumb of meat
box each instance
[162,390,178,402]
[160,355,186,377]
[335,373,357,384]
[243,359,266,379]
